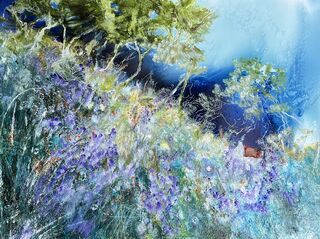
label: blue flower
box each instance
[43,117,62,129]
[67,218,95,238]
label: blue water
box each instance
[0,0,13,15]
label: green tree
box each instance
[214,58,287,118]
[10,0,214,93]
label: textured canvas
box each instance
[0,0,319,238]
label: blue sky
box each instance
[198,0,320,142]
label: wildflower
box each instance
[43,117,62,129]
[67,218,95,238]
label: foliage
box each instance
[10,0,214,72]
[1,1,319,239]
[0,29,319,238]
[215,58,288,117]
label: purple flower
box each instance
[34,127,120,224]
[65,112,76,129]
[19,222,33,239]
[283,185,299,206]
[51,73,66,87]
[83,87,94,106]
[43,117,62,129]
[156,201,162,211]
[108,128,117,141]
[50,74,96,110]
[244,202,267,213]
[67,218,95,238]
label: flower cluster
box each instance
[1,28,319,239]
[33,127,120,237]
